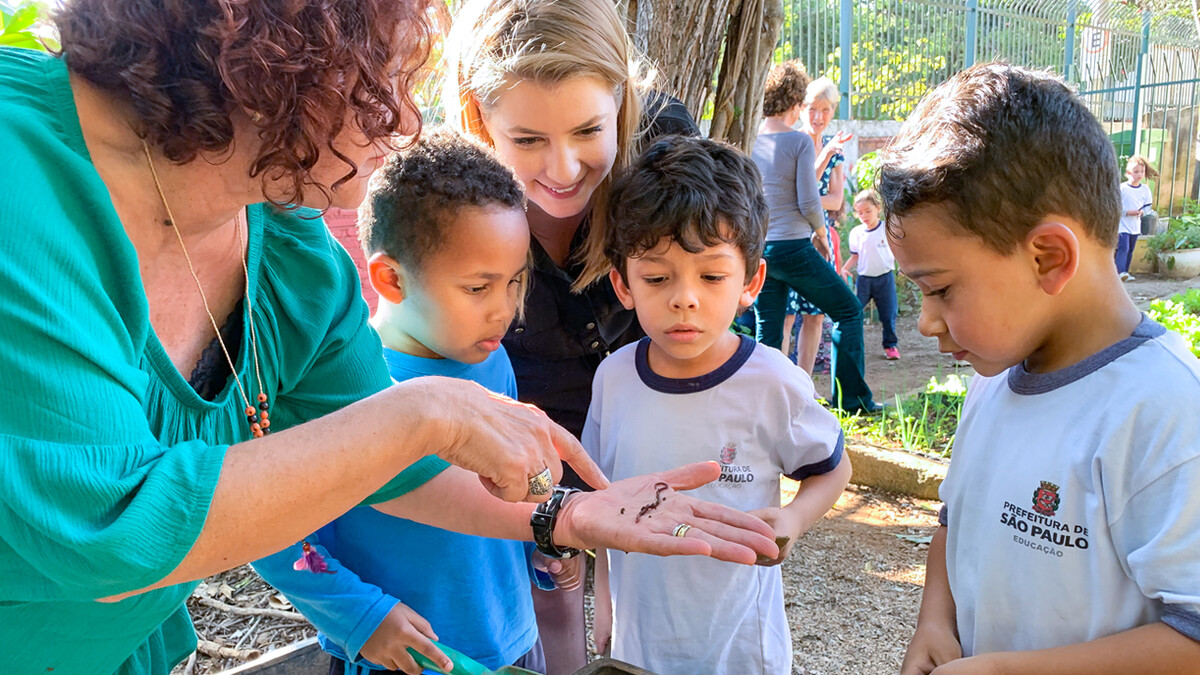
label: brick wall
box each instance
[324,207,378,313]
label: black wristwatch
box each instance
[530,486,582,559]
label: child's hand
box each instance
[593,592,612,656]
[531,550,584,591]
[926,654,1004,675]
[746,507,800,566]
[359,602,451,674]
[900,623,963,675]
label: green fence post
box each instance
[839,0,852,118]
[965,0,978,68]
[1063,0,1078,81]
[1131,10,1151,153]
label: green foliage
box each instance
[1,2,54,51]
[1144,199,1200,258]
[835,374,968,456]
[1149,289,1200,357]
[855,150,881,191]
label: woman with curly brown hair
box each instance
[0,1,777,673]
[751,60,879,413]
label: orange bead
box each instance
[251,423,261,433]
[257,393,268,403]
[259,410,269,420]
[261,419,271,429]
[253,429,264,438]
[245,406,256,417]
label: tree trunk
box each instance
[625,0,734,125]
[709,0,784,151]
[625,0,783,152]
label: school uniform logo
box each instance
[1032,481,1061,517]
[1000,479,1090,557]
[716,442,753,487]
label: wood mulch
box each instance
[173,483,938,675]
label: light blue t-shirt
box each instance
[254,346,539,673]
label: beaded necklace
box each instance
[142,142,272,438]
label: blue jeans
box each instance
[1115,232,1139,274]
[856,271,898,349]
[757,238,876,411]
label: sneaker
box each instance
[1125,273,1136,282]
[884,346,900,360]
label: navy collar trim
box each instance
[635,334,756,394]
[1007,314,1165,395]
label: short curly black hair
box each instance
[605,136,767,281]
[762,60,811,117]
[358,128,525,273]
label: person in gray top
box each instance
[750,60,879,414]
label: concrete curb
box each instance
[845,441,947,500]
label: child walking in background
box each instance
[586,136,851,674]
[1117,155,1157,281]
[842,189,899,359]
[882,64,1200,675]
[254,131,574,675]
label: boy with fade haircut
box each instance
[255,129,577,675]
[584,136,851,675]
[882,63,1200,675]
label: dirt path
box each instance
[782,484,939,675]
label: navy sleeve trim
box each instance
[938,504,948,526]
[786,431,844,481]
[1163,605,1200,642]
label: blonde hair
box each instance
[443,0,646,291]
[1126,154,1160,181]
[805,76,840,106]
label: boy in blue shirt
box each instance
[585,136,851,674]
[883,64,1200,674]
[255,130,570,674]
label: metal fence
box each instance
[775,0,1200,216]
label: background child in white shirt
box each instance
[842,188,900,359]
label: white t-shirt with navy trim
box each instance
[1120,181,1153,235]
[848,222,896,277]
[583,335,844,675]
[940,316,1200,656]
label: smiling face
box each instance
[803,96,836,136]
[479,76,620,223]
[887,205,1050,377]
[610,236,765,379]
[376,205,530,364]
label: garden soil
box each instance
[174,273,1199,675]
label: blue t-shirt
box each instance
[254,346,539,672]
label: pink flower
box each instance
[293,540,335,574]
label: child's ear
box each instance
[740,258,768,308]
[1026,220,1079,296]
[367,252,408,304]
[609,268,636,310]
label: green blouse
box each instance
[0,48,445,673]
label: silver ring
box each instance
[528,467,553,496]
[672,523,692,538]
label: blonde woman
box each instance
[444,0,699,670]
